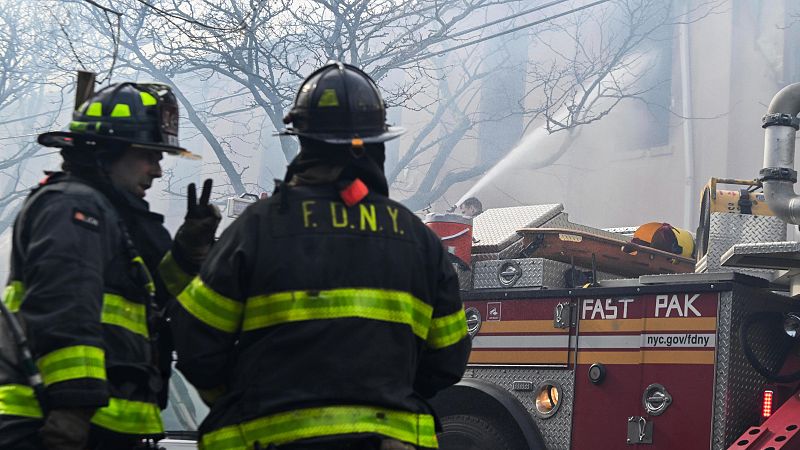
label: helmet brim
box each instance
[38,131,200,160]
[277,126,405,144]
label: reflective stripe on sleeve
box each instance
[427,309,468,349]
[3,280,25,312]
[177,277,243,333]
[242,288,433,338]
[200,405,438,450]
[0,384,43,418]
[91,397,163,435]
[159,251,195,297]
[101,294,149,338]
[36,345,106,386]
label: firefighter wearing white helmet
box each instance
[0,79,220,449]
[171,61,471,450]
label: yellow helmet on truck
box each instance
[631,222,695,258]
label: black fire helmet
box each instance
[280,61,405,145]
[38,82,198,159]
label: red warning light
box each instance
[762,390,774,418]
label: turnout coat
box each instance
[0,173,188,448]
[172,183,471,450]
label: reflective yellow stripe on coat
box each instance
[3,280,25,312]
[159,251,194,298]
[200,405,438,450]
[0,387,163,434]
[0,384,43,418]
[177,277,243,333]
[243,288,434,339]
[427,309,468,349]
[37,345,105,386]
[91,397,163,435]
[102,294,149,338]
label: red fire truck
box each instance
[424,84,800,450]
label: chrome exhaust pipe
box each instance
[761,83,800,224]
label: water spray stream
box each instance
[456,52,652,207]
[456,120,569,206]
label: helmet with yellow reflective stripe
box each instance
[38,82,198,159]
[280,61,404,144]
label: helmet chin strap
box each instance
[349,138,366,158]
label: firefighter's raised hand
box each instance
[174,179,221,271]
[186,179,219,221]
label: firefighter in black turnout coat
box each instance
[171,62,471,450]
[0,80,220,449]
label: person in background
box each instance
[459,197,483,218]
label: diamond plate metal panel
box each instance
[724,241,800,255]
[472,205,563,254]
[711,286,796,450]
[453,263,472,291]
[472,258,613,290]
[498,237,526,260]
[699,213,786,280]
[473,259,571,289]
[467,367,574,450]
[472,252,500,264]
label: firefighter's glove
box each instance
[174,179,221,271]
[40,408,95,450]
